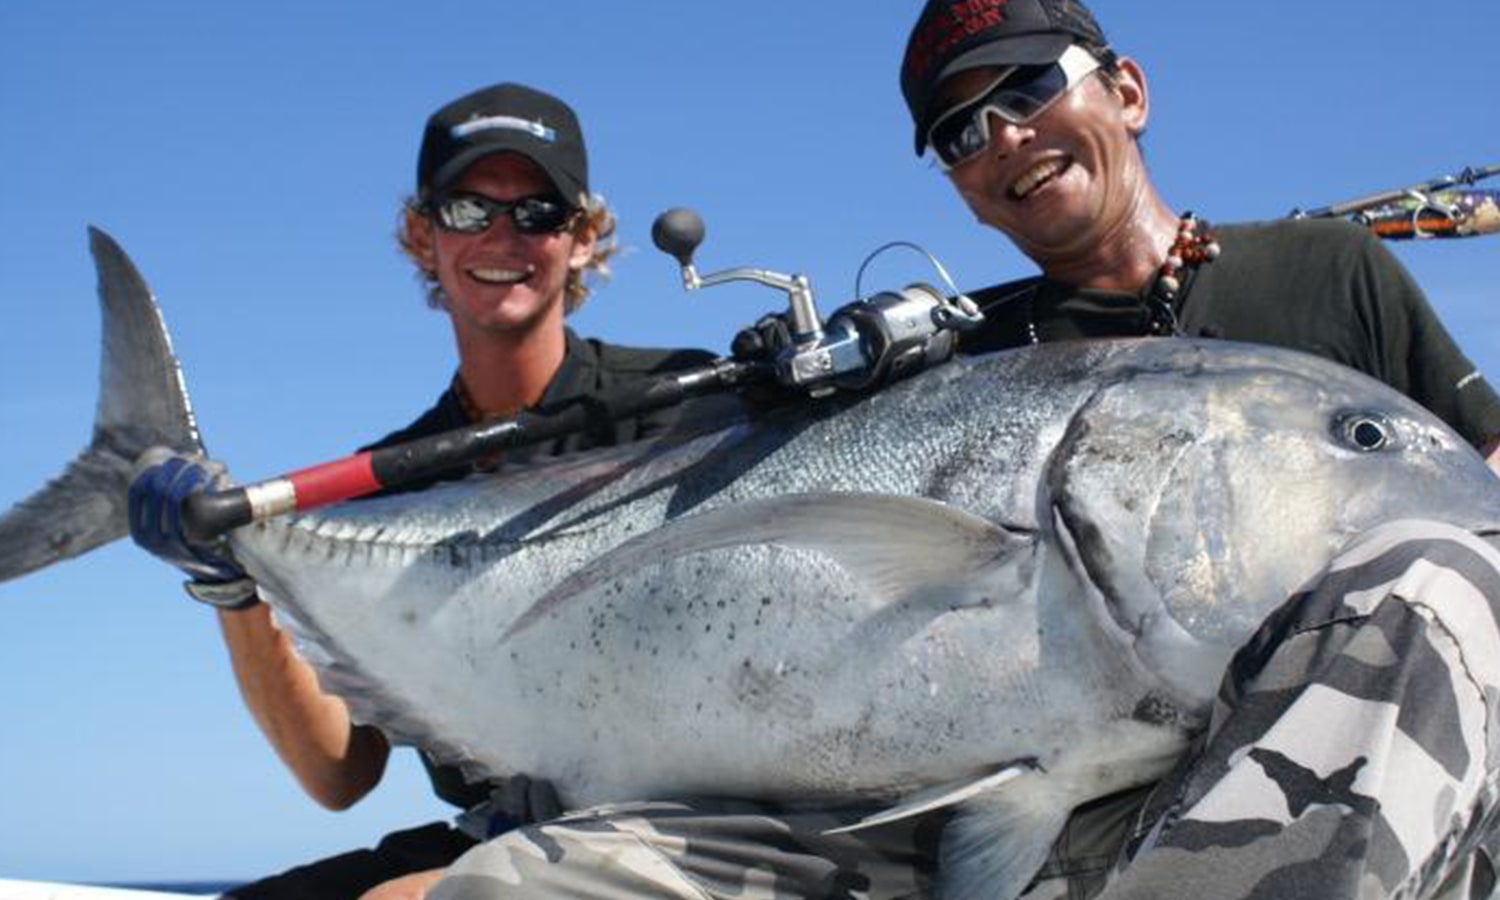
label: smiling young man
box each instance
[894,2,1500,898]
[128,82,718,900]
[901,0,1500,466]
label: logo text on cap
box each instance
[905,0,1014,88]
[452,115,557,143]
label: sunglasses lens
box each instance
[930,111,992,170]
[431,195,575,235]
[991,63,1070,120]
[512,197,573,234]
[434,196,492,233]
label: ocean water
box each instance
[109,884,240,897]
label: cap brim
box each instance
[428,137,585,204]
[911,32,1074,154]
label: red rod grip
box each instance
[286,452,381,511]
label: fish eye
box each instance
[1335,413,1394,452]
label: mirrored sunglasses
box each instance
[429,193,577,235]
[926,44,1103,171]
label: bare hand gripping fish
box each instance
[5,229,1500,900]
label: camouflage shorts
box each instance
[428,798,945,900]
[1086,519,1500,900]
[429,520,1500,900]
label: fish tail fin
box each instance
[0,227,205,583]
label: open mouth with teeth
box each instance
[469,266,534,286]
[1009,157,1072,201]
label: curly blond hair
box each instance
[396,193,619,314]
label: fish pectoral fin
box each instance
[939,790,1074,900]
[505,492,1036,641]
[822,759,1037,835]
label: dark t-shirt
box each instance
[958,218,1500,448]
[360,327,722,810]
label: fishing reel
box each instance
[652,208,984,398]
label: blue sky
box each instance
[1,0,1496,886]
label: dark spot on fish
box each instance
[1132,693,1184,727]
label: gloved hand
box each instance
[457,774,565,839]
[498,773,563,823]
[730,313,807,412]
[128,448,258,609]
[730,311,794,364]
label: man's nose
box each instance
[477,211,524,241]
[985,111,1033,156]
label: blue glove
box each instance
[456,774,565,839]
[128,449,258,608]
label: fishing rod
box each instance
[183,209,982,542]
[1289,162,1500,240]
[181,357,759,542]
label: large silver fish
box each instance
[6,230,1500,900]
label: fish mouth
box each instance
[1008,156,1072,202]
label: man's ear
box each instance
[568,220,598,271]
[1114,57,1150,136]
[404,206,438,272]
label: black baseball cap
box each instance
[417,82,589,205]
[901,0,1108,154]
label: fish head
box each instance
[1045,339,1500,709]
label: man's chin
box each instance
[453,298,559,339]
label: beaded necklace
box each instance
[1144,212,1220,336]
[1025,212,1220,344]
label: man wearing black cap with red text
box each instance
[900,0,1500,460]
[895,2,1500,898]
[128,82,719,900]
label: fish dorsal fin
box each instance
[503,491,1035,641]
[822,760,1036,835]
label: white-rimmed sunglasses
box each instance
[926,44,1103,171]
